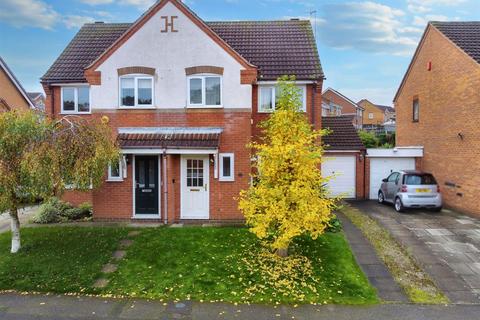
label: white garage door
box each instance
[369,157,415,199]
[322,156,356,198]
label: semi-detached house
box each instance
[41,0,326,223]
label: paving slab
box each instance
[113,250,127,261]
[337,212,408,303]
[102,263,118,274]
[349,200,480,304]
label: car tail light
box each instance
[401,185,408,192]
[437,185,440,193]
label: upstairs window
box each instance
[368,112,374,119]
[413,98,419,122]
[120,76,154,108]
[188,75,222,107]
[258,85,306,113]
[61,86,90,114]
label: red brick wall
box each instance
[395,25,480,216]
[46,86,251,222]
[62,190,93,207]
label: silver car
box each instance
[378,170,443,212]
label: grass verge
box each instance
[103,227,378,305]
[0,227,129,293]
[340,204,448,304]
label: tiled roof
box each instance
[206,20,323,81]
[118,128,221,149]
[42,19,323,83]
[374,104,395,113]
[431,21,480,64]
[41,23,131,83]
[322,116,365,150]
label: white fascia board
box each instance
[257,80,316,85]
[367,147,424,158]
[118,127,224,135]
[121,148,218,155]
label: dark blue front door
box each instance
[135,156,159,215]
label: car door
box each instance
[385,172,400,201]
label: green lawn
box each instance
[0,227,128,293]
[104,227,377,305]
[0,226,377,305]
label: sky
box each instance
[0,0,479,105]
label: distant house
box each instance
[322,88,364,129]
[394,21,480,216]
[0,56,34,111]
[27,92,45,111]
[357,99,395,133]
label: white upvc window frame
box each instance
[368,112,374,119]
[219,153,235,182]
[258,84,307,113]
[61,85,91,114]
[187,74,223,108]
[107,157,125,182]
[119,75,155,109]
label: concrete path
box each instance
[0,292,480,320]
[349,200,480,304]
[0,206,38,234]
[338,212,408,302]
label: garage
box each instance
[367,148,423,200]
[322,155,356,198]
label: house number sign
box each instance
[161,16,178,33]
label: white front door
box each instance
[181,155,210,219]
[322,156,356,198]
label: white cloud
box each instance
[63,15,96,29]
[407,0,467,14]
[319,1,417,56]
[80,0,114,4]
[412,14,450,26]
[119,0,156,10]
[0,0,59,30]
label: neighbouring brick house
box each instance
[394,21,480,216]
[322,88,364,129]
[358,99,395,133]
[41,0,326,223]
[27,92,46,111]
[0,56,34,112]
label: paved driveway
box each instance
[349,200,480,304]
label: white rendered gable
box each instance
[92,2,251,110]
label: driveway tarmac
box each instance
[0,206,38,234]
[349,200,480,304]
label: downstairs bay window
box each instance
[258,84,307,113]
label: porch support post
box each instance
[213,152,218,179]
[162,152,168,225]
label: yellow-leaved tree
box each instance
[239,76,335,256]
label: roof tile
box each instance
[322,116,365,150]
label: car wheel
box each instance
[394,197,405,213]
[378,191,385,204]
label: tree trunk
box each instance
[276,247,288,257]
[9,205,21,253]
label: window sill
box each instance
[106,178,124,182]
[187,105,223,109]
[219,178,235,182]
[60,112,92,115]
[118,106,155,110]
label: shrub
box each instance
[32,199,64,224]
[32,198,92,224]
[327,215,342,233]
[358,130,379,148]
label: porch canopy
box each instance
[118,127,223,154]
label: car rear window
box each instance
[404,174,437,185]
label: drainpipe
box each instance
[163,150,168,225]
[311,82,316,127]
